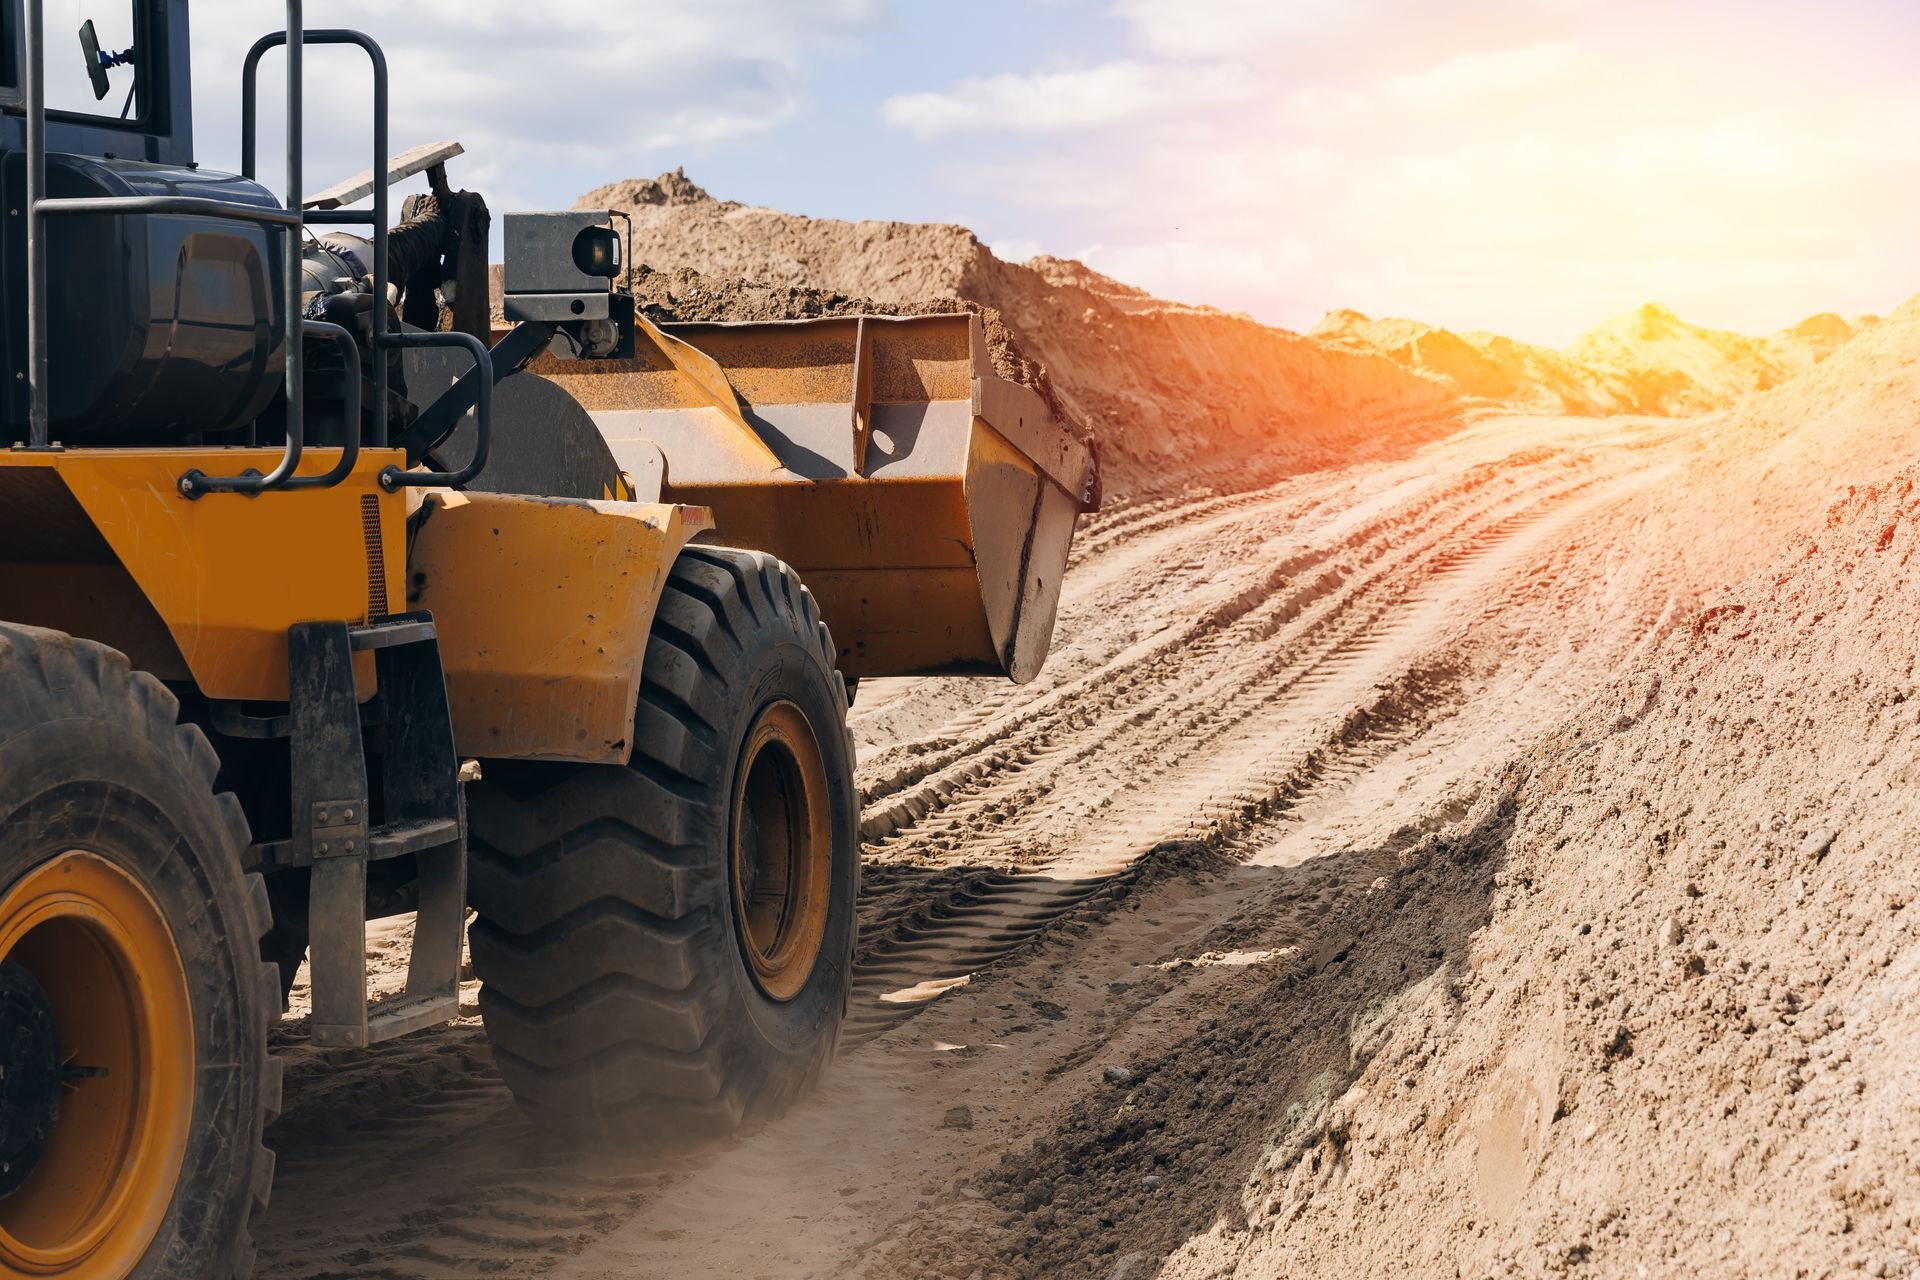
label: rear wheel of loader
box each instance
[0,626,278,1279]
[468,548,858,1142]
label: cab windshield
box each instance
[49,3,139,121]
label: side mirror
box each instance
[79,20,111,101]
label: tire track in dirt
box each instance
[250,478,1342,1280]
[839,458,1645,1046]
[861,461,1592,860]
[842,671,1445,1048]
[855,455,1575,851]
[254,427,1650,1280]
[254,471,1411,1279]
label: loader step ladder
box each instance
[275,613,467,1048]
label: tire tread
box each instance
[467,550,856,1143]
[0,624,273,1279]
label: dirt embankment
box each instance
[569,172,1880,481]
[1190,477,1920,1277]
[1564,302,1873,416]
[1316,302,1878,418]
[889,297,1920,1279]
[574,172,1460,500]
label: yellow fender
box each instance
[406,489,712,764]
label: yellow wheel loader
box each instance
[0,3,1096,1275]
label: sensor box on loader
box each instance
[0,4,1095,1275]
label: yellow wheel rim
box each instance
[0,852,193,1278]
[728,700,834,1002]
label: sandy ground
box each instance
[247,262,1920,1276]
[250,403,1703,1278]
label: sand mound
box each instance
[1765,312,1876,374]
[1564,302,1785,414]
[545,173,1885,494]
[621,263,1068,428]
[1316,303,1874,419]
[1603,294,1920,600]
[1313,309,1608,414]
[1185,476,1920,1277]
[574,173,1459,498]
[577,166,728,211]
[931,296,1920,1278]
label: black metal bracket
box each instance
[281,613,466,1048]
[395,319,555,464]
[376,331,495,489]
[178,319,363,498]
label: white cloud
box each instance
[151,2,1920,344]
[1382,40,1583,110]
[1110,0,1587,63]
[1109,0,1352,60]
[918,32,1920,343]
[882,60,1253,140]
[991,237,1046,264]
[182,1,886,213]
[1077,237,1316,315]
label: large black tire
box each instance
[0,626,279,1279]
[467,547,858,1141]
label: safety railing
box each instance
[21,0,492,496]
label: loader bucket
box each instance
[534,311,1096,682]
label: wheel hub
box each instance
[0,962,61,1199]
[0,851,194,1277]
[728,700,834,1003]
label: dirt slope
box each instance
[248,173,1920,1280]
[1160,475,1920,1279]
[575,174,1460,499]
[1316,303,1876,418]
[570,173,1877,461]
[252,297,1920,1274]
[1608,293,1920,596]
[1313,309,1608,414]
[1564,302,1879,416]
[1765,311,1878,374]
[847,298,1920,1279]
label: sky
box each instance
[59,0,1920,346]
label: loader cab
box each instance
[0,0,291,444]
[0,0,194,161]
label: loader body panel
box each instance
[405,489,712,764]
[0,447,407,701]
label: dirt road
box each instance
[254,408,1693,1278]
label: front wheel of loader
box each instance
[468,547,858,1142]
[0,626,279,1279]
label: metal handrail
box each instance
[175,0,311,495]
[36,195,303,226]
[376,330,493,490]
[21,0,312,483]
[23,0,49,449]
[175,319,363,497]
[243,25,390,446]
[21,3,492,497]
[281,319,363,490]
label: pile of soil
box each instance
[1314,309,1611,415]
[574,175,1461,499]
[1317,303,1878,418]
[621,263,1068,428]
[1183,480,1920,1278]
[583,166,728,210]
[902,296,1920,1278]
[1597,294,1920,597]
